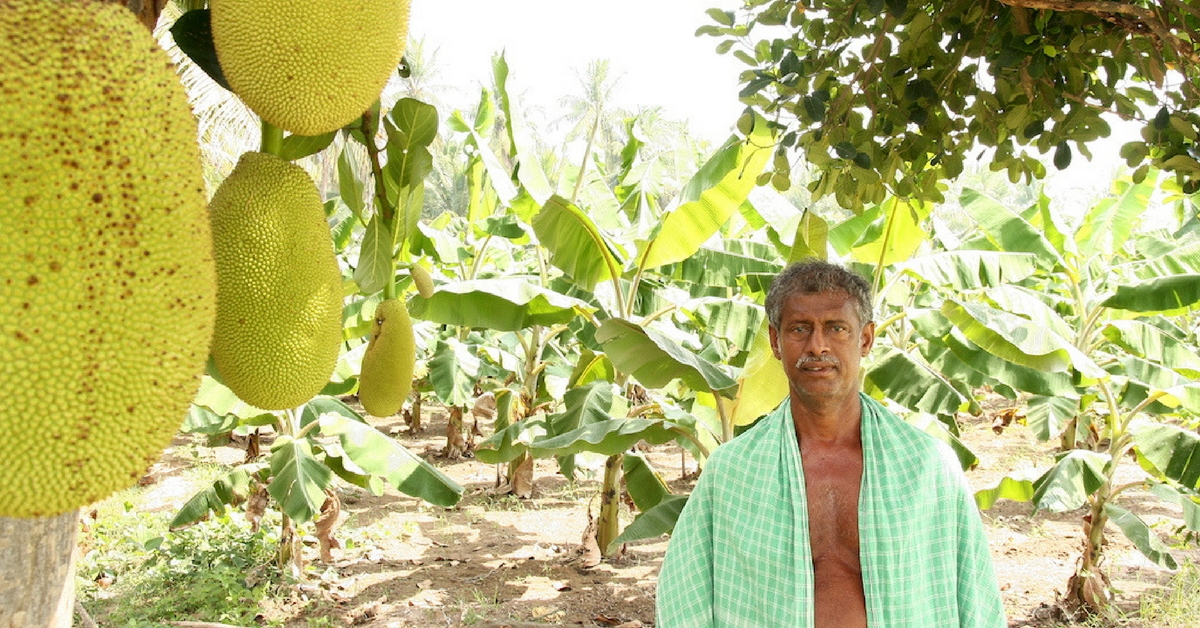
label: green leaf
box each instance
[608,494,688,552]
[897,251,1039,290]
[493,54,554,203]
[1104,503,1178,569]
[353,215,394,295]
[1026,395,1080,441]
[337,146,365,220]
[474,416,550,464]
[1131,422,1200,488]
[182,404,239,436]
[169,10,229,91]
[382,130,432,198]
[428,338,480,407]
[548,381,619,436]
[1148,482,1200,532]
[985,285,1075,340]
[864,347,969,417]
[942,331,1077,398]
[637,116,773,270]
[299,396,365,433]
[623,452,671,511]
[568,349,617,388]
[848,197,931,267]
[532,195,624,291]
[680,297,765,354]
[729,319,789,426]
[408,279,596,331]
[975,473,1036,510]
[322,444,385,495]
[1102,274,1200,312]
[596,318,738,395]
[268,436,333,523]
[169,466,258,529]
[959,188,1062,267]
[528,418,679,457]
[1120,356,1200,414]
[389,98,439,147]
[904,412,978,471]
[1075,176,1154,260]
[318,415,463,507]
[942,300,1104,377]
[789,209,828,262]
[278,131,336,161]
[1102,320,1200,380]
[674,247,781,288]
[480,214,527,239]
[1031,450,1109,512]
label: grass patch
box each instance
[1137,562,1200,627]
[77,509,285,627]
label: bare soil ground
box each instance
[130,397,1198,628]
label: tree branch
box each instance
[994,0,1200,68]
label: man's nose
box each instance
[804,327,830,354]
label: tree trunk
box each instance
[0,510,79,628]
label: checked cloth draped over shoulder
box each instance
[656,394,1006,628]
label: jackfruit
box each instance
[209,152,343,411]
[210,0,411,136]
[410,264,435,299]
[0,0,216,518]
[357,298,416,417]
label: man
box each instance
[656,260,1005,627]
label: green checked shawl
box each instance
[656,394,1005,627]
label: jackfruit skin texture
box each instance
[357,298,416,417]
[210,0,411,136]
[209,152,343,411]
[0,0,216,518]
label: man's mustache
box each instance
[793,355,841,369]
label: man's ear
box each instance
[769,325,782,360]
[860,321,876,356]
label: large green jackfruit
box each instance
[357,298,416,417]
[210,0,411,136]
[0,0,216,518]
[209,152,343,411]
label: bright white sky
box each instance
[408,0,745,145]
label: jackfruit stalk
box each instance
[0,0,216,518]
[209,152,343,411]
[210,0,411,136]
[357,298,416,417]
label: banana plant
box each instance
[174,379,463,577]
[471,112,775,558]
[903,175,1200,615]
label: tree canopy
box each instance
[703,0,1200,210]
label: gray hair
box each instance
[765,260,874,329]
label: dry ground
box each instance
[125,397,1198,628]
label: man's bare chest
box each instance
[802,453,863,564]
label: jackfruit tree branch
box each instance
[358,108,397,225]
[993,0,1200,69]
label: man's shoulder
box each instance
[866,396,966,478]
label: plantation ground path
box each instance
[113,397,1198,627]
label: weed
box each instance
[1138,562,1200,627]
[77,511,285,626]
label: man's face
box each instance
[769,290,875,407]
